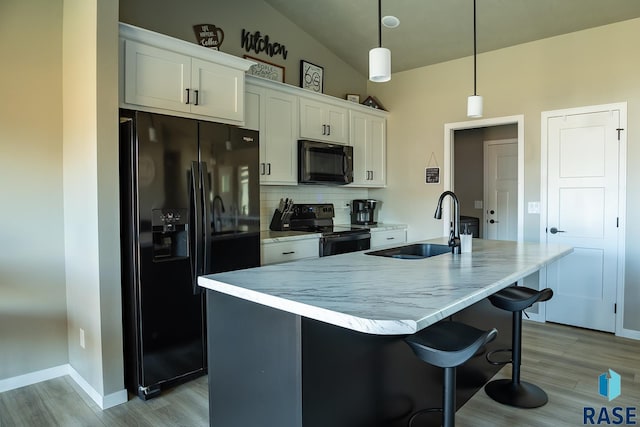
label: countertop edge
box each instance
[199,240,573,336]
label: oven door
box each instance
[320,232,370,257]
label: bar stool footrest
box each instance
[485,378,548,408]
[407,407,442,427]
[486,348,512,365]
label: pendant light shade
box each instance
[467,0,483,118]
[467,95,483,118]
[369,0,391,82]
[369,47,391,82]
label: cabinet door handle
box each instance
[327,125,331,135]
[282,251,295,255]
[267,163,272,175]
[260,163,265,175]
[386,237,395,240]
[322,124,326,135]
[194,90,199,106]
[185,88,191,105]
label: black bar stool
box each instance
[484,286,553,408]
[405,321,497,427]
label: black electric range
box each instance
[288,204,371,256]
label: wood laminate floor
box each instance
[1,321,638,427]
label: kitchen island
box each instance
[199,238,572,427]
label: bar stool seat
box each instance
[405,321,497,427]
[484,286,553,408]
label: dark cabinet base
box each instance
[206,292,511,427]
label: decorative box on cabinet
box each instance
[350,110,386,187]
[119,23,253,125]
[261,238,320,265]
[299,97,348,144]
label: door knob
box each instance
[489,210,495,214]
[549,227,566,234]
[489,219,499,224]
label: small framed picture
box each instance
[346,94,360,103]
[244,55,285,83]
[300,60,324,93]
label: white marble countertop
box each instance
[198,238,572,335]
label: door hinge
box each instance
[616,128,624,141]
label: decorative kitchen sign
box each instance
[425,152,440,184]
[300,60,324,93]
[244,55,285,83]
[241,29,288,60]
[425,167,440,184]
[193,24,224,50]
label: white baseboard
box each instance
[0,364,69,393]
[617,327,640,341]
[0,365,127,410]
[67,366,128,409]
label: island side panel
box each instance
[207,291,302,427]
[301,298,512,427]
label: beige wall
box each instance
[0,0,68,379]
[63,0,123,398]
[119,0,367,99]
[369,18,640,332]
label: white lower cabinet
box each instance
[370,229,407,249]
[261,238,320,265]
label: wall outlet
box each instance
[79,328,85,349]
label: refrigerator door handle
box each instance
[190,161,204,294]
[200,162,213,276]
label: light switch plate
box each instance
[528,201,541,214]
[474,200,483,209]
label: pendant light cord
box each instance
[378,0,382,48]
[473,0,477,96]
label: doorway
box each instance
[541,103,627,334]
[484,139,518,241]
[444,115,524,242]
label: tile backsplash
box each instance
[261,185,369,228]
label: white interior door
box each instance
[544,109,621,332]
[484,140,518,241]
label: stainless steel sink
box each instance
[365,243,451,259]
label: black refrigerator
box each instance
[119,110,260,400]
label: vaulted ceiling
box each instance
[263,0,640,75]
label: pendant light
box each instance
[369,0,391,82]
[467,0,483,117]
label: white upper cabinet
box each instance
[299,97,348,144]
[246,80,298,185]
[190,58,244,121]
[350,110,386,187]
[120,23,253,125]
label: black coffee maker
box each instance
[350,199,378,225]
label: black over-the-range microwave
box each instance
[298,140,354,185]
